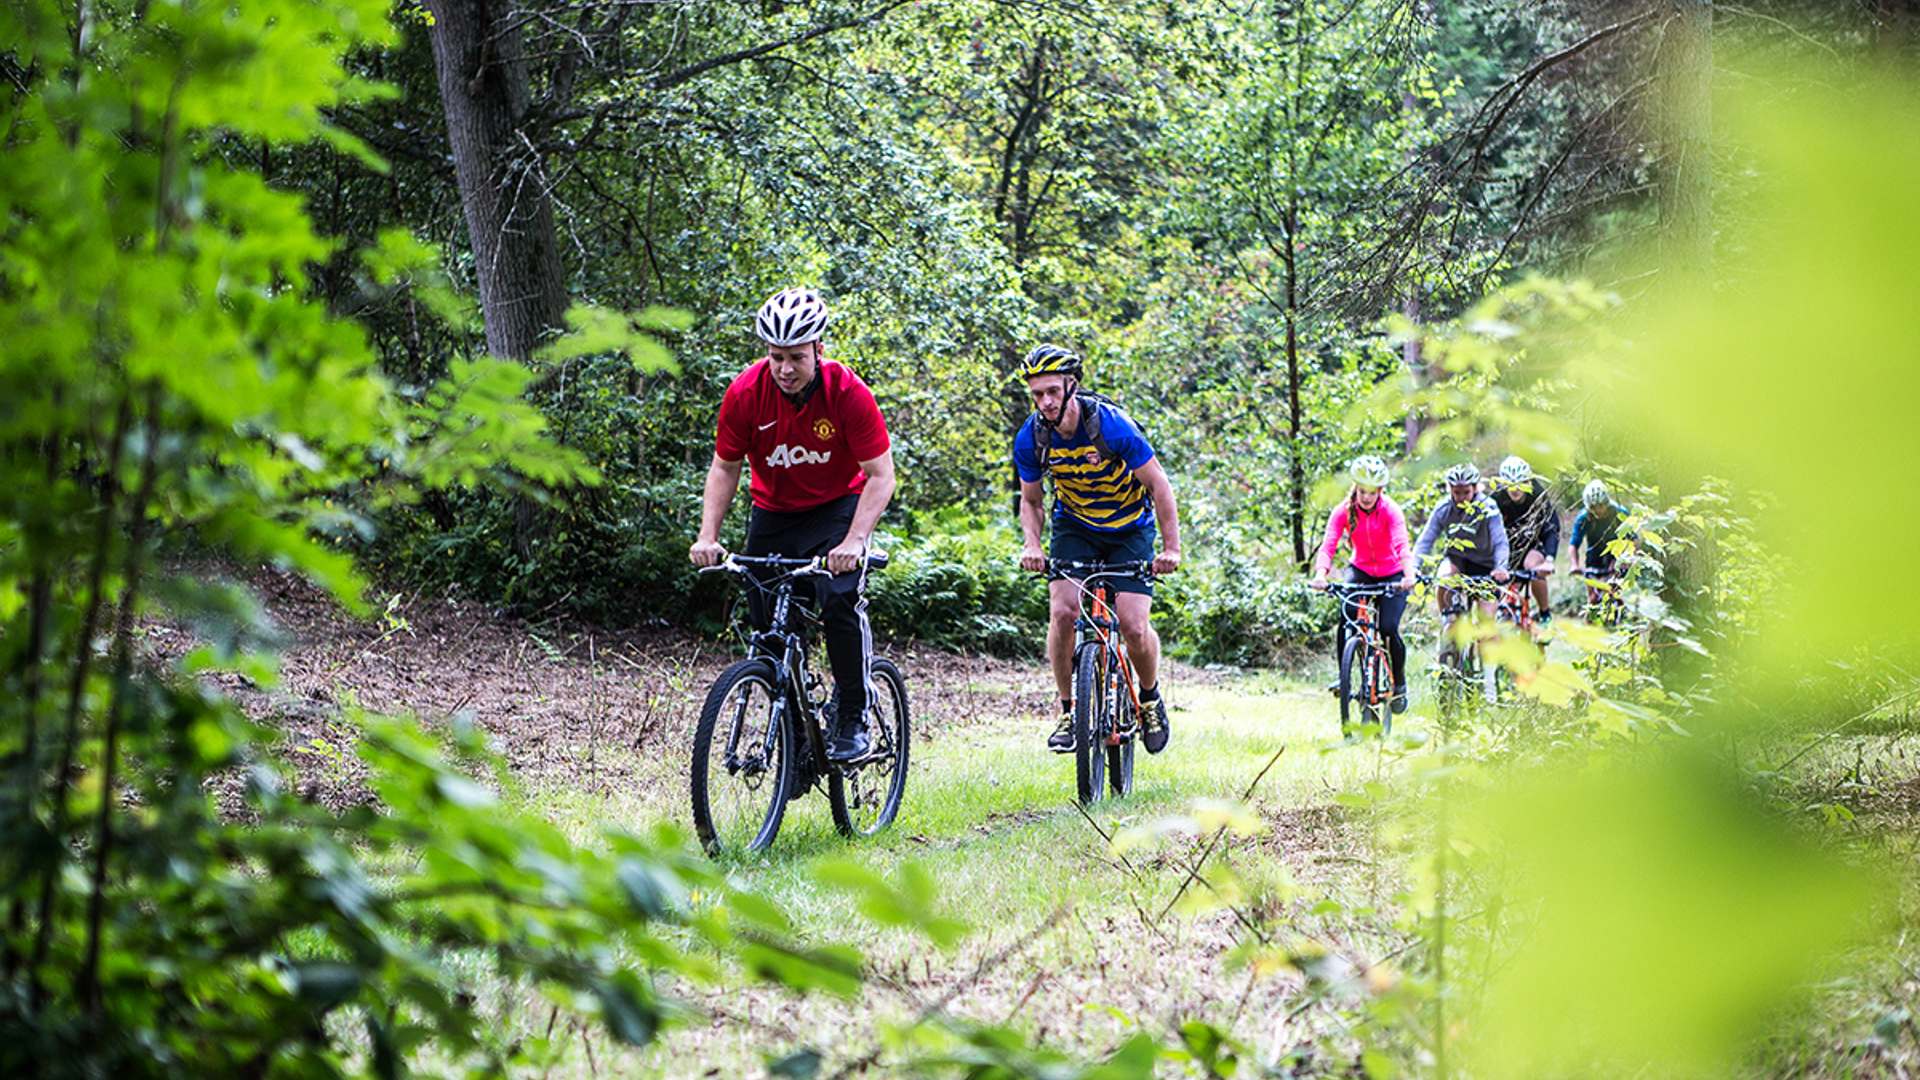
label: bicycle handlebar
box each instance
[1416,569,1537,583]
[1043,558,1155,582]
[1321,581,1407,597]
[698,551,891,577]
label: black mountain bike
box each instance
[1325,581,1403,735]
[1048,559,1151,805]
[691,554,909,854]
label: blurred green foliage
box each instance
[1618,69,1920,680]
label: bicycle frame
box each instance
[715,555,835,778]
[1052,560,1149,744]
[1325,581,1402,732]
[1493,569,1539,632]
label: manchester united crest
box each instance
[813,418,836,441]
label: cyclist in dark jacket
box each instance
[1491,455,1559,626]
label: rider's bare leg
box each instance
[1113,591,1159,696]
[1047,578,1078,707]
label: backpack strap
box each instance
[1079,395,1114,463]
[1030,391,1116,467]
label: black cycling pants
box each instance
[1334,566,1407,688]
[744,494,873,722]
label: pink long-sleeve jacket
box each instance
[1312,495,1414,580]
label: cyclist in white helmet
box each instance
[1570,479,1629,579]
[1311,455,1417,713]
[1413,461,1510,644]
[1490,455,1559,626]
[690,287,897,761]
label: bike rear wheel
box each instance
[1358,637,1394,735]
[1072,642,1107,805]
[1105,652,1134,798]
[691,658,789,855]
[830,658,911,838]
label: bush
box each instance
[866,510,1048,655]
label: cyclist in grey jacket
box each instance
[1414,462,1511,629]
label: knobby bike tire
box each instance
[691,658,790,855]
[1105,648,1134,798]
[1344,638,1390,730]
[1072,642,1107,805]
[829,658,911,838]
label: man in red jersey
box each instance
[689,288,897,761]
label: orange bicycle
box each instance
[1046,559,1151,804]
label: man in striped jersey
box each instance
[1013,345,1183,756]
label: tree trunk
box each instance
[425,0,569,360]
[1283,191,1307,570]
[1657,0,1713,286]
[424,0,571,558]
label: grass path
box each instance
[522,662,1427,1078]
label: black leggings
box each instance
[744,494,873,721]
[1334,567,1407,688]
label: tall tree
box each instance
[1176,0,1434,566]
[422,0,571,365]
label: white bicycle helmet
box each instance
[1583,479,1611,507]
[1349,455,1390,489]
[1444,462,1480,486]
[1498,455,1532,486]
[754,287,830,346]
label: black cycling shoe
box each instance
[1046,712,1075,754]
[1139,694,1170,754]
[1392,684,1409,715]
[825,715,870,763]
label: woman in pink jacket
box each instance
[1309,456,1418,713]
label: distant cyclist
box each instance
[1413,462,1511,652]
[689,288,896,762]
[1490,455,1559,627]
[1310,455,1417,714]
[1014,344,1182,756]
[1570,479,1629,580]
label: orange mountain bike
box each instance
[1047,559,1152,805]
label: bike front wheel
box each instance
[1072,642,1108,805]
[691,658,790,855]
[830,658,911,838]
[1105,652,1134,798]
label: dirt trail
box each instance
[159,559,1064,812]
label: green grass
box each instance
[477,663,1435,1078]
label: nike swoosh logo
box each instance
[758,421,778,431]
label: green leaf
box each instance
[290,962,362,1010]
[595,974,661,1047]
[740,940,864,998]
[767,1048,823,1078]
[617,859,690,921]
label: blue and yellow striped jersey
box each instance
[1012,402,1157,532]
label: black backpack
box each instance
[1032,389,1123,465]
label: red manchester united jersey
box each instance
[714,357,891,512]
